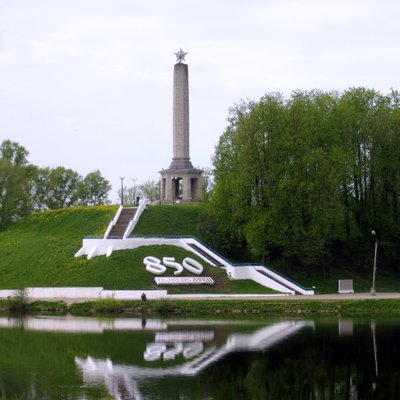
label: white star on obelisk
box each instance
[174,48,187,63]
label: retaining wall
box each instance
[0,287,167,301]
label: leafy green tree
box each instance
[45,167,81,209]
[119,180,161,204]
[0,139,114,226]
[0,140,29,165]
[137,179,160,202]
[0,159,31,230]
[78,170,111,206]
[208,88,400,270]
[29,166,52,212]
[335,88,400,269]
[207,114,249,256]
[0,140,31,229]
[265,90,348,267]
[199,167,214,201]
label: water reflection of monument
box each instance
[0,316,313,399]
[75,319,314,399]
[0,317,388,399]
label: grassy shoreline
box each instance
[2,298,400,317]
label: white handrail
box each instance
[103,205,124,238]
[181,238,314,295]
[123,200,148,239]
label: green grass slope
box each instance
[0,205,273,293]
[2,204,400,294]
[134,204,205,238]
[0,206,116,289]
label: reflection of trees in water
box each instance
[199,325,400,400]
[2,318,399,399]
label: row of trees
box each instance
[0,140,111,230]
[207,88,400,270]
[118,180,160,204]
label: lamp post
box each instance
[132,178,137,205]
[120,177,125,206]
[371,230,378,296]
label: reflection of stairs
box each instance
[108,207,137,238]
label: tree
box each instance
[117,186,135,205]
[0,140,29,165]
[207,88,400,270]
[0,159,31,229]
[78,170,111,206]
[45,167,81,209]
[205,103,253,256]
[200,167,214,200]
[0,140,31,229]
[0,139,114,228]
[29,166,52,212]
[137,179,160,202]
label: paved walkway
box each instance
[31,292,400,304]
[166,292,400,301]
[287,292,400,300]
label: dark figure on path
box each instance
[141,292,147,301]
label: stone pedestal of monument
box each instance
[160,167,203,204]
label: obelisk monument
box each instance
[159,49,203,204]
[171,55,191,169]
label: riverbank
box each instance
[2,293,400,317]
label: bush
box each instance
[9,287,29,313]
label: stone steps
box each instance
[108,207,137,239]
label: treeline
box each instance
[0,140,111,230]
[206,88,400,271]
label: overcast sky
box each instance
[1,0,399,201]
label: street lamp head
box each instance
[371,230,376,236]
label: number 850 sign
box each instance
[143,256,203,276]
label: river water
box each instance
[0,315,398,399]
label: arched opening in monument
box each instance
[172,177,183,200]
[191,177,199,199]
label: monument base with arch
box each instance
[160,167,203,204]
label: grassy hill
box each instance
[0,205,273,293]
[134,204,205,238]
[2,204,398,294]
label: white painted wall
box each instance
[0,290,14,298]
[27,287,103,298]
[101,290,167,300]
[75,237,187,259]
[0,287,167,301]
